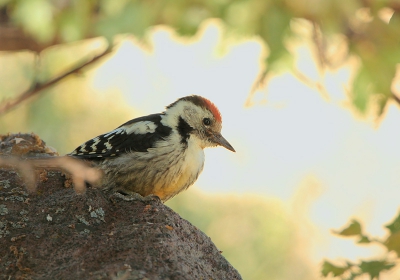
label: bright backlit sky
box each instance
[91,20,400,263]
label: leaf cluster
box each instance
[1,0,400,115]
[322,214,400,280]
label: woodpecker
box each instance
[68,95,235,201]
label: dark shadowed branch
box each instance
[0,155,102,193]
[0,48,113,116]
[392,94,400,107]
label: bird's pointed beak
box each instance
[213,133,235,152]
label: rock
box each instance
[0,133,58,158]
[0,133,242,279]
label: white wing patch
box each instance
[104,130,121,137]
[90,137,101,150]
[124,121,157,134]
[105,142,113,150]
[69,117,164,157]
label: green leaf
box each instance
[343,272,362,280]
[259,5,292,70]
[321,260,348,277]
[359,260,395,279]
[385,212,400,234]
[357,235,371,244]
[334,220,362,237]
[95,1,159,40]
[11,0,56,43]
[0,0,12,8]
[384,231,400,256]
[352,68,373,114]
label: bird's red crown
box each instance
[201,97,222,123]
[167,95,222,123]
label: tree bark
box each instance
[0,133,242,280]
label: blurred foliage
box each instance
[1,1,400,278]
[0,39,134,153]
[1,0,400,115]
[322,212,400,279]
[167,188,316,280]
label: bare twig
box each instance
[292,67,330,101]
[0,156,102,193]
[245,69,269,107]
[30,156,102,193]
[392,93,400,106]
[0,47,112,116]
[0,156,35,191]
[312,21,327,69]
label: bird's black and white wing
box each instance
[69,114,172,159]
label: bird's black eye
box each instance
[203,118,211,126]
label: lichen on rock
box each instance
[0,133,242,279]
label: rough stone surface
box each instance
[0,134,242,280]
[0,133,59,158]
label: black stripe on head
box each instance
[177,116,193,144]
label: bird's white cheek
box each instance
[186,137,206,168]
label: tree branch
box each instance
[0,48,112,116]
[392,93,400,106]
[312,21,327,69]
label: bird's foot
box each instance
[111,191,161,203]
